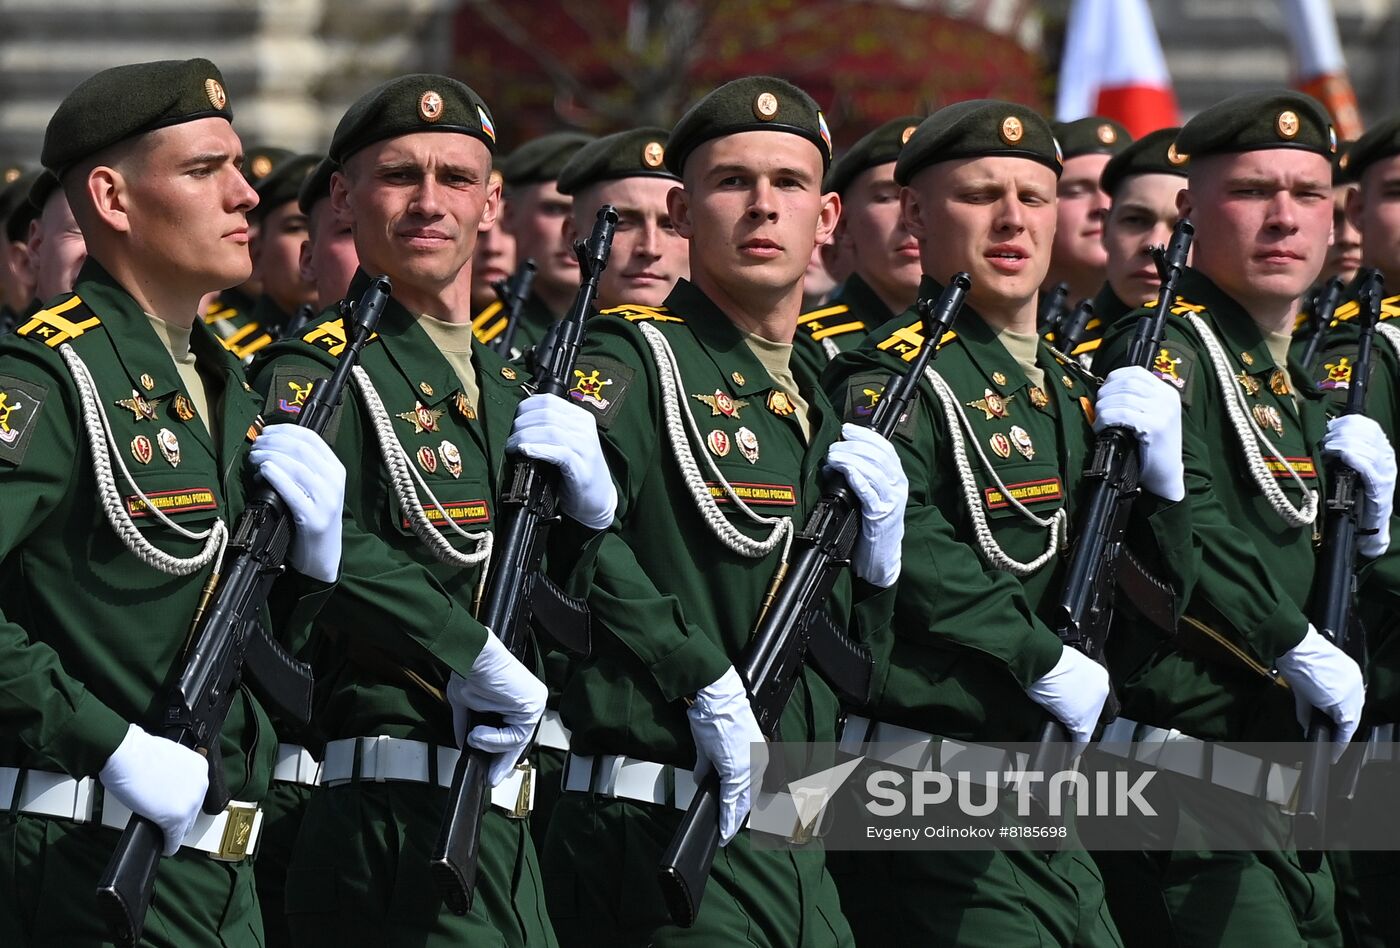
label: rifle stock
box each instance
[95,276,391,947]
[430,206,617,914]
[1029,221,1194,797]
[656,274,972,927]
[1295,268,1384,864]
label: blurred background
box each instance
[0,0,1396,163]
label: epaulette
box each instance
[798,302,866,341]
[220,321,272,360]
[16,296,101,348]
[302,317,378,357]
[1384,293,1400,321]
[601,303,685,324]
[472,299,507,344]
[1331,299,1360,325]
[1292,309,1309,334]
[1141,297,1207,317]
[202,298,240,325]
[874,320,957,363]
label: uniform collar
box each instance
[835,272,895,328]
[345,269,466,410]
[1090,282,1132,328]
[917,274,1037,401]
[1177,268,1276,374]
[72,259,220,402]
[663,278,781,399]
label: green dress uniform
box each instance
[0,261,332,946]
[541,279,887,947]
[793,272,890,376]
[1094,267,1342,947]
[472,290,557,358]
[203,285,269,362]
[250,270,580,947]
[1310,288,1400,948]
[822,275,1192,947]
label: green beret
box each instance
[1051,117,1132,159]
[665,76,832,176]
[42,59,234,175]
[251,153,319,221]
[556,127,677,195]
[242,145,295,185]
[26,170,61,214]
[1099,127,1187,197]
[330,74,497,165]
[1175,90,1336,162]
[0,168,39,226]
[502,132,594,187]
[825,115,922,195]
[895,100,1062,185]
[4,170,44,243]
[297,157,339,214]
[1343,114,1400,182]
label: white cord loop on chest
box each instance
[59,343,228,576]
[922,365,1066,577]
[1373,321,1400,366]
[1185,313,1317,527]
[637,322,793,563]
[351,365,493,571]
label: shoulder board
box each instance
[16,296,101,348]
[875,320,957,363]
[472,299,507,344]
[220,321,272,360]
[798,302,850,326]
[1292,309,1309,333]
[202,300,239,324]
[600,304,685,324]
[1383,294,1400,321]
[1168,298,1207,317]
[302,317,378,357]
[1331,299,1360,326]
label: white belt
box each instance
[839,715,1029,789]
[272,743,322,787]
[320,736,535,818]
[537,711,572,752]
[1097,717,1299,807]
[0,767,262,861]
[561,752,821,842]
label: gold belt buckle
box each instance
[511,760,534,819]
[215,803,259,861]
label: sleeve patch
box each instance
[566,358,634,429]
[1150,342,1196,406]
[0,375,49,466]
[842,370,918,436]
[262,364,343,441]
[1315,345,1357,408]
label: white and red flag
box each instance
[1282,0,1363,139]
[1056,0,1179,138]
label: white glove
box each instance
[506,393,617,530]
[446,630,547,786]
[1322,414,1396,558]
[688,666,765,845]
[1276,625,1365,759]
[1025,647,1110,744]
[99,724,209,857]
[1093,366,1185,503]
[823,423,908,588]
[248,424,346,582]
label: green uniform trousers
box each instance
[1095,772,1340,947]
[284,782,556,947]
[0,813,262,947]
[531,746,566,856]
[829,846,1121,947]
[254,781,315,948]
[542,793,853,947]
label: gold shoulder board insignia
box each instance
[302,318,378,357]
[17,297,101,348]
[798,303,850,326]
[472,299,507,343]
[877,321,957,362]
[1330,300,1360,326]
[1167,298,1206,316]
[601,304,685,324]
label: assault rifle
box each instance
[1295,267,1384,865]
[491,258,539,356]
[656,273,973,927]
[1028,220,1194,794]
[1056,299,1097,358]
[1039,281,1071,340]
[1300,276,1347,372]
[430,206,617,914]
[96,276,392,946]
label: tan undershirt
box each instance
[417,314,481,414]
[145,313,213,435]
[998,327,1046,390]
[744,332,811,443]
